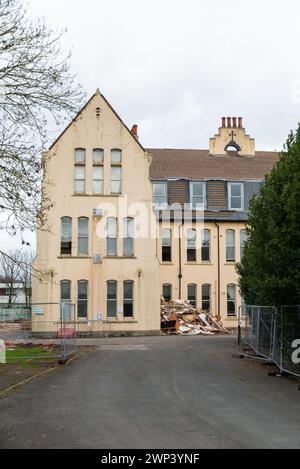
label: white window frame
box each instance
[152,182,167,208]
[190,181,206,209]
[228,182,244,211]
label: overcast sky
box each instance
[27,0,300,151]
[2,0,300,252]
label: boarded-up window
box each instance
[168,180,189,206]
[206,181,227,210]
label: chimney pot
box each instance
[238,117,243,128]
[131,124,139,139]
[221,117,226,128]
[232,117,237,128]
[227,117,232,128]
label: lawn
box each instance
[5,346,60,364]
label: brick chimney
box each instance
[227,117,232,128]
[238,117,243,128]
[221,117,226,128]
[232,117,237,128]
[131,124,139,140]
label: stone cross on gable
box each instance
[229,131,236,140]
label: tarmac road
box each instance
[0,335,299,449]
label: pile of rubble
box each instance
[161,299,229,336]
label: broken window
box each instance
[61,217,72,255]
[78,280,88,319]
[107,280,117,318]
[78,217,88,255]
[227,284,236,316]
[123,280,134,318]
[162,228,172,262]
[188,284,197,308]
[107,217,117,256]
[202,284,211,311]
[226,229,235,262]
[201,229,210,262]
[163,284,172,302]
[187,229,196,262]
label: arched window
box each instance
[201,229,211,262]
[124,280,134,318]
[60,280,71,303]
[78,217,88,255]
[61,217,72,255]
[188,284,197,309]
[202,284,211,311]
[123,218,134,257]
[74,148,86,194]
[78,280,88,319]
[60,280,71,319]
[107,280,117,318]
[111,149,122,194]
[162,284,172,302]
[227,284,236,317]
[162,228,172,262]
[107,217,118,256]
[187,229,196,262]
[240,229,248,259]
[226,229,235,262]
[93,149,104,194]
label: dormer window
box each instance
[228,182,244,210]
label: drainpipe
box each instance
[215,223,221,321]
[178,223,184,299]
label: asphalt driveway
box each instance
[0,335,299,449]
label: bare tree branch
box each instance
[0,0,86,239]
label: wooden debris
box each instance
[161,299,229,336]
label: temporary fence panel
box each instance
[0,305,31,322]
[4,302,76,362]
[239,305,300,378]
[276,306,300,378]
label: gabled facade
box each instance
[32,91,161,335]
[33,96,279,333]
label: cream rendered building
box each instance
[33,94,279,334]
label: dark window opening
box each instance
[163,284,172,302]
[78,281,88,319]
[123,281,134,318]
[107,281,117,318]
[202,284,211,311]
[188,284,197,309]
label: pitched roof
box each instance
[148,148,279,180]
[49,91,145,152]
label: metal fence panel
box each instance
[3,302,76,362]
[239,304,300,378]
[278,306,300,378]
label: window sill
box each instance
[58,256,92,259]
[226,316,237,320]
[160,262,174,265]
[104,256,137,260]
[103,319,137,323]
[72,193,123,198]
[185,262,213,266]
